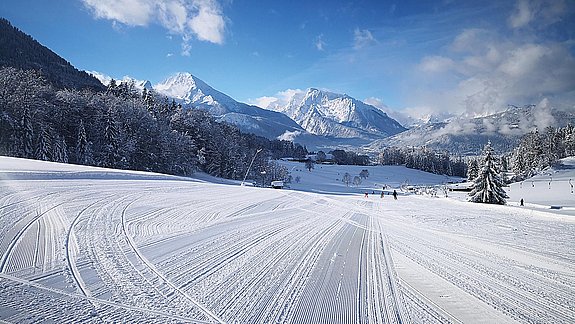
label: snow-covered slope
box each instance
[365,105,575,155]
[506,156,575,209]
[266,88,406,139]
[1,156,573,323]
[154,73,304,139]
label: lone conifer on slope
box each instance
[469,141,508,205]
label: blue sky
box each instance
[1,0,574,117]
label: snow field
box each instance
[1,156,574,323]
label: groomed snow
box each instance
[1,156,573,323]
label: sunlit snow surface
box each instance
[0,156,574,323]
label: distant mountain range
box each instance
[364,105,575,155]
[264,88,406,140]
[151,72,305,139]
[97,73,408,144]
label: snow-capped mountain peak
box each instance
[266,87,406,139]
[154,72,199,102]
[153,72,304,139]
[154,72,239,113]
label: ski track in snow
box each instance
[1,161,574,323]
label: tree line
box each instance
[378,146,467,177]
[379,125,574,181]
[0,67,306,184]
[509,125,575,180]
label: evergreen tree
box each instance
[468,142,508,205]
[52,135,68,163]
[75,119,89,164]
[467,159,479,181]
[106,79,117,95]
[511,152,526,179]
[35,127,51,161]
[102,108,119,167]
[500,155,509,172]
[565,124,575,156]
[20,106,34,158]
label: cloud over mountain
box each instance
[413,0,575,117]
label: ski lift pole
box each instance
[241,148,262,186]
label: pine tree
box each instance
[76,119,90,164]
[21,106,34,158]
[35,127,51,161]
[468,142,508,205]
[500,155,509,172]
[467,159,479,181]
[52,135,68,163]
[565,124,575,156]
[102,108,119,167]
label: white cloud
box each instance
[415,22,575,116]
[498,44,546,77]
[181,34,192,56]
[82,0,153,26]
[315,34,326,51]
[508,0,568,29]
[509,0,533,28]
[419,56,455,73]
[353,28,376,49]
[532,97,556,130]
[450,28,492,53]
[188,1,225,44]
[277,130,302,142]
[363,97,387,110]
[249,89,304,109]
[82,0,227,54]
[87,71,113,85]
[249,96,278,109]
[277,89,304,103]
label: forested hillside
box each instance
[0,18,104,91]
[0,67,307,182]
[510,126,575,180]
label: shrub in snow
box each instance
[468,142,508,205]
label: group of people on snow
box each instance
[365,188,398,200]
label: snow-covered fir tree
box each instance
[52,135,68,163]
[75,119,89,164]
[467,159,479,181]
[510,125,574,180]
[35,127,51,161]
[469,142,508,205]
[20,106,34,158]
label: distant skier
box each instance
[364,192,369,198]
[380,191,384,198]
[520,198,524,206]
[393,190,398,200]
